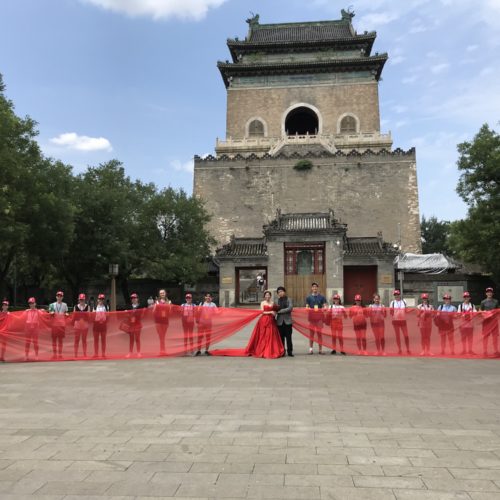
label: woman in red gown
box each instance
[211,291,284,358]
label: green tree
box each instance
[0,74,75,299]
[420,216,452,254]
[143,188,215,285]
[449,124,500,283]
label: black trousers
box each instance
[277,323,293,354]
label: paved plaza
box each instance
[1,322,500,500]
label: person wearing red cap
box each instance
[195,293,217,356]
[480,287,499,356]
[73,293,90,358]
[49,291,69,359]
[24,298,42,361]
[153,289,171,356]
[458,292,476,355]
[436,294,457,355]
[417,293,434,356]
[126,293,143,358]
[92,294,108,358]
[181,293,196,354]
[328,294,347,355]
[349,294,368,355]
[389,290,411,355]
[0,300,10,362]
[368,293,387,355]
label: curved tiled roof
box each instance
[345,237,398,256]
[249,22,354,43]
[264,211,346,235]
[216,238,267,258]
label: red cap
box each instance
[421,293,429,300]
[463,291,470,298]
[130,293,138,299]
[332,294,341,300]
[78,293,86,300]
[393,290,401,296]
[486,287,494,293]
[443,293,451,299]
[56,291,64,296]
[98,294,105,300]
[354,294,362,301]
[185,293,192,298]
[2,300,9,306]
[28,297,36,304]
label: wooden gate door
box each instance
[285,274,326,306]
[343,266,377,305]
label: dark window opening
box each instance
[340,115,357,133]
[248,119,265,137]
[285,107,319,135]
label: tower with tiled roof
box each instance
[193,10,421,306]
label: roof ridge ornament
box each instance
[341,7,355,21]
[246,12,260,28]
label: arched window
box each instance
[340,115,357,133]
[248,119,265,137]
[285,107,319,135]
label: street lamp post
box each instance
[109,264,119,312]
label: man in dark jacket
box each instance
[276,286,294,357]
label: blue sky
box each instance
[1,0,499,222]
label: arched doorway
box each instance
[285,106,319,135]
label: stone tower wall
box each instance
[194,151,421,253]
[226,82,380,139]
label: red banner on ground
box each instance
[0,307,498,363]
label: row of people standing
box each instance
[305,284,498,357]
[0,289,219,361]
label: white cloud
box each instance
[466,44,479,52]
[81,0,228,21]
[356,11,399,31]
[171,159,194,173]
[430,63,450,74]
[50,132,112,152]
[402,75,418,84]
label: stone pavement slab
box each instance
[0,324,499,499]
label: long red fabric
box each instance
[0,307,498,363]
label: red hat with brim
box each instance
[421,293,429,299]
[56,291,64,296]
[332,294,341,300]
[354,294,362,301]
[130,293,138,299]
[463,292,470,298]
[443,294,451,299]
[98,294,105,300]
[486,287,494,292]
[185,293,192,298]
[78,293,86,300]
[2,300,9,306]
[28,297,36,304]
[393,290,401,295]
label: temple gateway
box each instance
[193,10,421,307]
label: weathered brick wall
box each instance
[194,151,421,253]
[226,82,380,138]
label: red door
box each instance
[343,266,377,305]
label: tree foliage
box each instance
[450,124,500,283]
[420,216,452,255]
[0,75,214,302]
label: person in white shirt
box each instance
[417,293,434,356]
[153,289,171,356]
[73,293,90,358]
[195,293,217,356]
[49,291,69,360]
[329,294,347,355]
[458,291,476,356]
[0,300,10,362]
[390,290,410,355]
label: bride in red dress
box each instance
[211,291,285,358]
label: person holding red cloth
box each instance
[24,297,42,361]
[417,293,434,356]
[126,293,144,358]
[0,299,10,362]
[153,289,171,356]
[49,291,69,359]
[350,294,368,355]
[92,294,108,358]
[73,293,90,358]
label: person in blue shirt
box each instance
[305,283,327,354]
[436,293,457,355]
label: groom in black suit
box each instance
[276,286,294,357]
